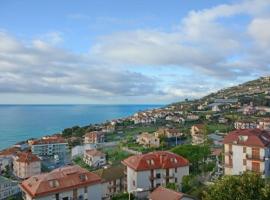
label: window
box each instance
[175,168,177,173]
[55,193,59,200]
[252,162,260,173]
[175,178,178,183]
[243,159,246,165]
[156,183,161,187]
[62,197,69,200]
[156,173,161,179]
[243,147,246,153]
[133,180,136,186]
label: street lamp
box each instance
[129,188,143,200]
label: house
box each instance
[83,149,106,168]
[122,151,189,199]
[155,128,182,138]
[0,176,20,200]
[190,124,206,145]
[186,114,199,121]
[234,120,257,129]
[20,165,102,200]
[84,131,105,144]
[30,136,68,159]
[242,104,256,115]
[94,165,125,200]
[223,129,270,177]
[136,132,160,148]
[149,186,196,200]
[258,118,270,131]
[13,152,41,179]
[218,117,228,124]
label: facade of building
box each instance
[13,152,41,179]
[190,124,206,145]
[258,118,270,131]
[83,149,106,168]
[30,137,68,159]
[136,132,160,148]
[154,128,182,138]
[234,120,257,129]
[0,176,20,200]
[149,186,195,200]
[20,165,102,200]
[122,151,189,199]
[223,129,270,177]
[84,131,105,144]
[94,165,125,200]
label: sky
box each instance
[0,0,270,104]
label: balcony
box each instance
[224,151,233,156]
[246,154,265,162]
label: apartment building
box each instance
[84,131,105,144]
[94,165,125,200]
[122,151,189,199]
[136,132,160,148]
[83,149,106,168]
[13,152,41,179]
[234,120,257,129]
[20,165,102,200]
[30,136,68,159]
[258,118,270,130]
[0,176,20,200]
[223,129,270,177]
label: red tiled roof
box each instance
[223,129,270,147]
[85,149,105,157]
[149,186,183,200]
[15,152,40,163]
[31,137,67,145]
[20,165,101,198]
[122,151,189,171]
[0,147,20,156]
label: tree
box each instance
[203,172,270,200]
[112,193,134,200]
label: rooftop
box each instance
[223,129,270,147]
[122,151,189,171]
[20,165,101,198]
[149,186,195,200]
[93,164,125,182]
[85,149,105,157]
[15,152,40,163]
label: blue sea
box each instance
[0,104,161,150]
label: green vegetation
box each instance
[112,193,134,200]
[166,182,178,191]
[171,144,210,174]
[104,147,131,165]
[203,172,270,200]
[73,157,94,171]
[206,123,233,134]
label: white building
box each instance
[13,152,41,179]
[223,129,270,177]
[30,136,68,159]
[20,165,102,200]
[258,118,270,131]
[122,151,189,199]
[234,120,257,129]
[0,176,20,200]
[83,149,106,168]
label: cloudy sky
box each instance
[0,0,270,104]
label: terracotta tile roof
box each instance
[85,149,105,157]
[122,151,189,171]
[20,165,101,198]
[149,186,184,200]
[193,124,205,130]
[93,164,124,183]
[15,152,40,163]
[223,129,270,147]
[31,137,67,145]
[0,147,20,156]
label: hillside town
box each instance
[2,76,270,199]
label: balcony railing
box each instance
[246,154,265,162]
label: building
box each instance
[122,151,189,199]
[94,165,125,200]
[149,186,195,200]
[190,124,206,145]
[154,128,182,138]
[84,131,105,144]
[13,152,41,179]
[258,118,270,131]
[223,129,270,177]
[30,136,68,159]
[20,165,102,200]
[0,176,20,200]
[234,120,257,129]
[136,132,160,148]
[83,149,106,168]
